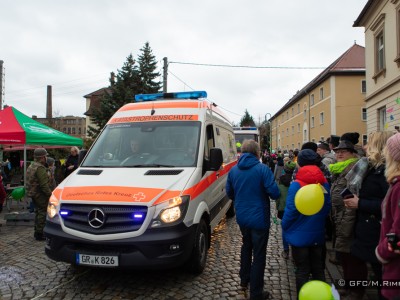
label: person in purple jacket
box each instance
[376,132,400,300]
[226,139,280,300]
[282,149,331,296]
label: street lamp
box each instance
[265,113,272,152]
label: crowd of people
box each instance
[228,132,400,300]
[0,147,81,240]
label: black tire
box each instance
[187,219,209,274]
[226,202,235,218]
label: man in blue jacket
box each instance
[282,149,331,296]
[226,140,280,300]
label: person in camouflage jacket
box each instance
[26,148,52,241]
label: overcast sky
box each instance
[1,0,367,125]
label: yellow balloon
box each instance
[295,184,324,216]
[299,280,333,300]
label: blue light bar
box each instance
[233,127,257,131]
[135,91,207,102]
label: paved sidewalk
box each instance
[0,200,380,299]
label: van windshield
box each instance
[82,121,201,168]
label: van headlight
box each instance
[47,194,59,220]
[151,195,189,228]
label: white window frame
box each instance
[361,80,366,93]
[320,87,324,100]
[362,108,367,121]
[320,112,324,125]
[378,106,386,131]
[311,116,315,128]
[310,94,314,106]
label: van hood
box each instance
[54,167,196,206]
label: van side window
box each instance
[204,125,215,160]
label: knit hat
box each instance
[341,132,360,145]
[284,161,296,173]
[34,148,48,158]
[297,149,320,167]
[46,157,55,165]
[329,135,340,147]
[301,142,318,152]
[386,132,400,162]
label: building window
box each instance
[362,108,367,121]
[72,127,76,134]
[361,80,366,93]
[297,123,300,133]
[63,127,66,133]
[378,106,386,131]
[67,127,71,134]
[292,125,294,135]
[310,94,314,106]
[303,129,307,142]
[303,105,307,119]
[78,127,82,134]
[297,104,300,113]
[291,107,294,116]
[286,111,289,120]
[362,134,368,146]
[320,112,324,125]
[377,33,385,71]
[298,142,301,149]
[286,128,289,136]
[320,87,324,100]
[311,116,315,128]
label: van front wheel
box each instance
[187,219,208,274]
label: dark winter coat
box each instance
[226,153,280,230]
[330,161,358,253]
[282,165,331,247]
[351,165,388,263]
[64,154,79,178]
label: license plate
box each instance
[76,254,119,267]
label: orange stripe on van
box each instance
[118,101,203,112]
[108,114,198,124]
[57,160,237,205]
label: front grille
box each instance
[60,204,147,235]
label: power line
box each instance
[169,61,326,70]
[167,70,243,117]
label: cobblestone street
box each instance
[0,201,378,299]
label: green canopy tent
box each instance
[0,106,83,188]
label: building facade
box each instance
[270,44,367,151]
[83,87,111,138]
[34,116,86,139]
[354,0,400,134]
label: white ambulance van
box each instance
[44,91,237,274]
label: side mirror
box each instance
[209,148,223,171]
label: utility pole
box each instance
[163,57,168,93]
[0,60,4,110]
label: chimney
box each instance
[46,85,52,119]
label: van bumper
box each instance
[44,221,196,269]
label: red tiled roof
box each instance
[272,44,365,119]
